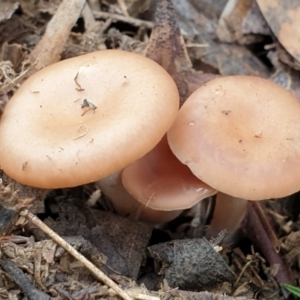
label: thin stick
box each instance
[93,11,153,29]
[20,210,133,300]
[117,0,130,17]
[250,201,281,252]
[234,260,255,287]
[81,2,97,31]
[28,0,86,72]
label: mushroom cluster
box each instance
[0,50,179,188]
[100,75,300,227]
[2,50,300,230]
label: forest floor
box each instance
[0,1,300,299]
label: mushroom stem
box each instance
[205,192,247,244]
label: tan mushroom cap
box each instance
[0,50,179,188]
[122,136,217,211]
[96,171,184,223]
[168,75,300,200]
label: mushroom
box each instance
[167,75,300,236]
[98,135,216,223]
[0,50,179,188]
[96,170,184,224]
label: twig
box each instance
[0,258,50,300]
[117,0,130,17]
[234,260,256,287]
[251,201,281,252]
[81,1,98,31]
[28,0,86,72]
[246,202,294,285]
[135,295,160,300]
[93,10,153,29]
[20,210,133,300]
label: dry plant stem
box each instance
[246,202,295,285]
[134,295,159,300]
[28,0,86,72]
[0,65,32,94]
[20,210,133,300]
[93,11,153,28]
[251,200,281,252]
[117,0,130,17]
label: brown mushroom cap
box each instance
[0,50,179,188]
[168,75,300,200]
[122,136,217,211]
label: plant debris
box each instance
[149,238,235,290]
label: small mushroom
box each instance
[96,171,183,223]
[121,135,217,222]
[96,136,216,223]
[167,75,300,237]
[0,50,179,188]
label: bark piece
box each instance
[149,238,235,289]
